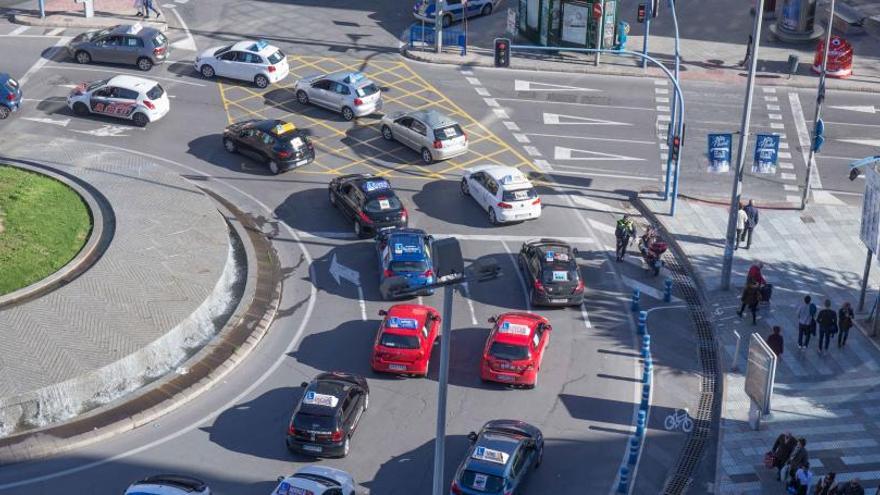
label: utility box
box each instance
[74,0,94,18]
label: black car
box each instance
[222,119,314,174]
[328,174,408,238]
[286,372,370,458]
[518,239,584,307]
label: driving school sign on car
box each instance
[752,134,780,174]
[707,133,732,173]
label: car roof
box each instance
[252,119,303,137]
[127,474,207,494]
[110,23,160,37]
[354,177,395,196]
[529,242,575,265]
[326,70,373,87]
[465,434,521,477]
[493,313,543,345]
[386,232,428,261]
[404,109,457,128]
[107,75,157,91]
[231,39,277,55]
[383,304,433,335]
[469,165,533,189]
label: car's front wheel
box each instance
[296,90,309,105]
[200,64,215,78]
[74,50,91,64]
[223,137,237,153]
[72,102,89,116]
[137,57,153,71]
[254,74,269,89]
[341,106,355,121]
[381,125,393,141]
[0,106,10,120]
[132,112,149,127]
[460,179,470,196]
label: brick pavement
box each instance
[645,196,880,494]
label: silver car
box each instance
[67,23,169,71]
[293,71,382,121]
[380,109,468,164]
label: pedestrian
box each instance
[743,199,760,249]
[738,281,761,325]
[783,438,809,483]
[838,301,854,348]
[144,0,161,18]
[794,462,813,495]
[767,325,784,356]
[833,478,865,495]
[614,214,636,262]
[814,472,835,495]
[133,0,145,16]
[735,203,749,250]
[797,295,818,350]
[747,261,767,286]
[816,299,838,354]
[771,432,797,481]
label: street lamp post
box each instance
[720,0,766,291]
[435,0,445,53]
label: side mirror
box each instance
[488,316,497,324]
[277,476,285,482]
[467,431,478,443]
[378,309,387,316]
[300,381,309,388]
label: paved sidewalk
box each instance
[401,0,880,92]
[646,196,880,494]
[9,0,166,30]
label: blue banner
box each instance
[708,133,732,173]
[753,134,780,174]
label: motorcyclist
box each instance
[615,214,636,261]
[639,224,659,255]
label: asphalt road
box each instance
[0,0,872,493]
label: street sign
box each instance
[812,118,825,152]
[752,133,780,174]
[860,164,880,254]
[506,8,517,35]
[708,133,732,173]
[637,3,646,22]
[745,333,776,415]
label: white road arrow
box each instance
[543,113,631,126]
[555,146,644,161]
[71,125,132,137]
[830,105,877,114]
[329,253,361,286]
[838,138,880,147]
[22,116,69,127]
[515,80,598,92]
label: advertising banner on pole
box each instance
[860,165,880,255]
[752,134,780,174]
[708,133,732,173]
[745,333,777,415]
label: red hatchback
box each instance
[480,312,551,389]
[371,304,440,377]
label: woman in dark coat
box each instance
[772,432,797,480]
[738,282,762,325]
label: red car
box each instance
[371,304,440,376]
[480,312,551,388]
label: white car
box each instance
[67,74,170,127]
[124,474,211,495]
[460,165,542,224]
[194,39,289,88]
[271,466,358,495]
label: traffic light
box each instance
[494,38,510,68]
[670,135,681,163]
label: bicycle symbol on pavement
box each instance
[664,408,694,433]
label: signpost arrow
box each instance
[829,105,877,114]
[330,253,361,286]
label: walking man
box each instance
[838,301,854,348]
[816,299,837,354]
[766,325,783,356]
[797,295,817,350]
[738,281,761,325]
[743,200,759,249]
[735,203,748,250]
[614,214,636,262]
[782,438,809,483]
[144,0,161,18]
[771,432,796,481]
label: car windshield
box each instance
[379,332,420,349]
[87,78,109,91]
[214,45,232,56]
[87,28,112,40]
[502,188,537,202]
[390,260,428,273]
[267,49,285,64]
[293,412,336,431]
[152,32,167,46]
[461,470,505,493]
[146,84,164,100]
[490,342,530,361]
[434,124,464,141]
[542,267,577,284]
[364,196,402,214]
[355,83,380,97]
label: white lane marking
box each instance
[495,97,654,112]
[653,79,666,86]
[830,104,877,114]
[790,92,823,190]
[70,125,133,137]
[811,190,846,205]
[475,87,490,96]
[769,113,782,120]
[657,114,671,122]
[502,241,531,312]
[655,97,670,104]
[169,7,197,51]
[329,253,360,285]
[514,79,597,92]
[654,87,668,94]
[762,87,777,93]
[784,184,799,191]
[551,169,659,181]
[513,133,530,143]
[526,133,654,145]
[493,109,509,119]
[571,195,624,213]
[9,26,28,36]
[779,162,794,170]
[483,98,499,107]
[554,146,644,161]
[175,0,190,3]
[770,122,785,129]
[461,69,474,76]
[534,159,553,172]
[19,36,71,84]
[503,121,520,131]
[46,27,64,36]
[764,96,778,102]
[461,282,478,326]
[358,286,367,321]
[417,295,424,306]
[767,104,781,111]
[656,105,668,112]
[587,218,616,235]
[543,112,631,126]
[0,142,318,490]
[44,65,207,86]
[779,141,790,149]
[620,275,681,302]
[781,172,796,180]
[786,194,800,202]
[821,121,880,128]
[523,145,541,156]
[580,304,593,329]
[778,151,792,159]
[659,143,669,150]
[466,76,481,85]
[839,138,880,147]
[22,116,70,126]
[298,231,597,243]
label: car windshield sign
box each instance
[343,72,366,84]
[499,321,531,336]
[362,179,390,193]
[544,250,569,262]
[387,317,419,329]
[393,243,421,255]
[251,39,269,52]
[552,270,570,282]
[275,482,313,495]
[126,23,143,35]
[499,172,528,186]
[302,391,339,408]
[273,122,296,135]
[472,446,510,465]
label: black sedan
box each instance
[222,119,314,174]
[328,174,408,238]
[286,372,369,458]
[518,239,585,307]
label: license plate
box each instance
[389,364,407,371]
[551,298,567,303]
[379,225,395,231]
[302,444,322,452]
[295,159,308,166]
[496,374,515,381]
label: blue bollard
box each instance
[631,288,641,312]
[664,277,673,302]
[617,466,630,493]
[644,356,653,369]
[637,410,646,424]
[638,310,647,334]
[628,437,640,464]
[642,369,651,384]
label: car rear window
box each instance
[490,342,530,361]
[434,124,463,141]
[146,84,164,100]
[390,260,428,273]
[542,267,577,283]
[152,32,167,46]
[355,83,380,98]
[364,196,402,213]
[267,49,285,64]
[502,188,537,202]
[461,470,504,492]
[293,412,336,431]
[379,332,421,349]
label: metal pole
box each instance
[39,0,45,18]
[860,248,873,312]
[801,0,835,209]
[720,0,765,291]
[595,1,604,67]
[431,283,454,495]
[663,0,681,202]
[641,0,651,69]
[436,0,444,54]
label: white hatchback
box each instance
[124,474,211,495]
[194,39,289,88]
[271,466,358,495]
[67,74,170,127]
[461,165,542,224]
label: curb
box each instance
[11,12,168,32]
[0,159,111,310]
[0,187,282,464]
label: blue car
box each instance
[0,73,22,120]
[377,228,435,298]
[413,0,496,28]
[450,420,544,495]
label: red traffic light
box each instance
[498,42,507,49]
[672,136,681,147]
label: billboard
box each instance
[745,333,777,414]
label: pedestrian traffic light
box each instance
[494,38,510,68]
[670,135,681,163]
[637,3,646,22]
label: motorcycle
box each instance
[638,234,667,276]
